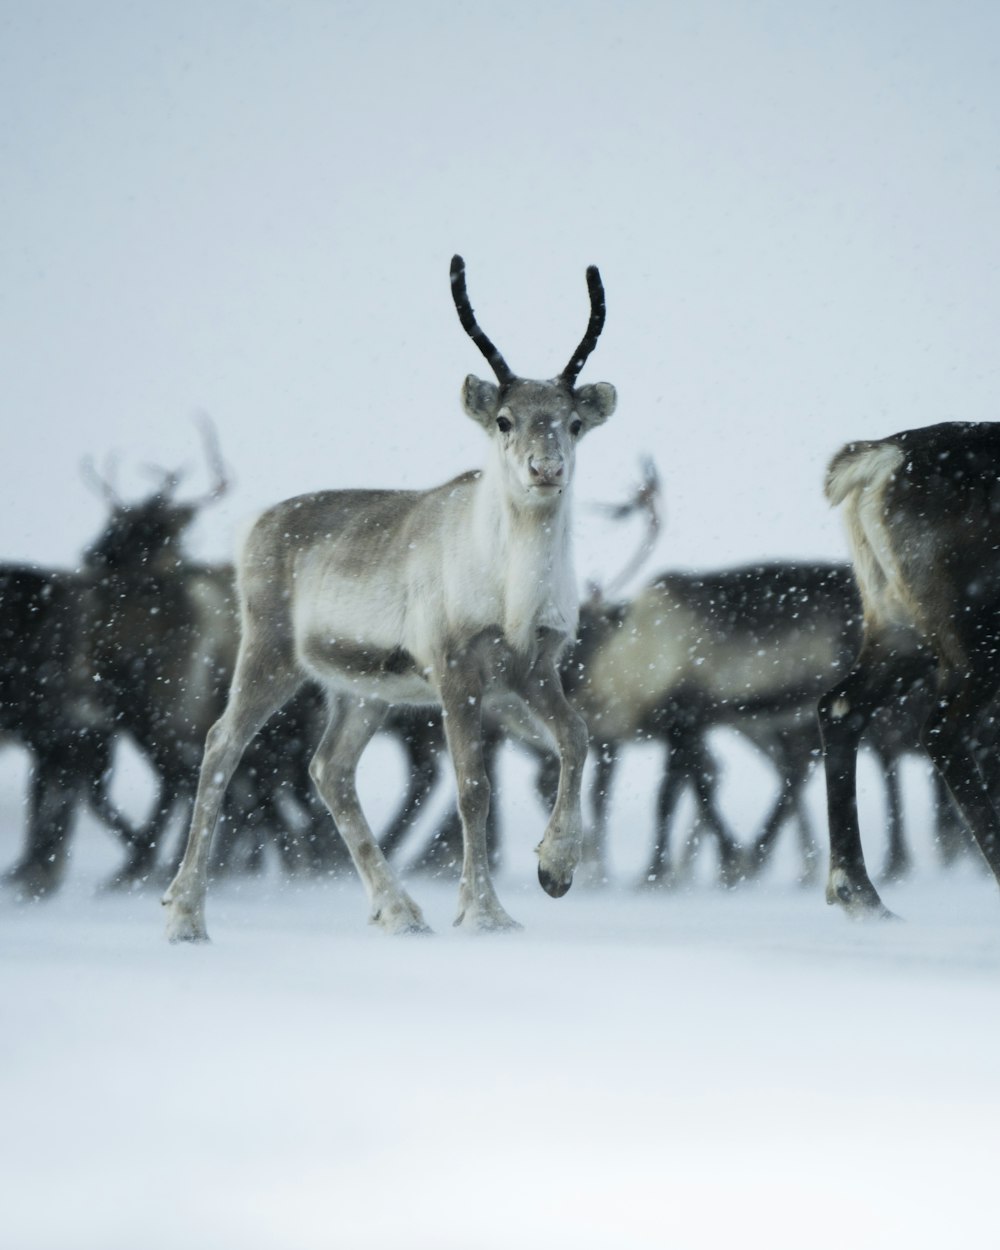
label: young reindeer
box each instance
[162,255,617,940]
[818,421,1000,918]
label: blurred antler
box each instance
[81,415,229,512]
[590,455,662,601]
[139,464,185,499]
[188,412,230,507]
[80,453,123,506]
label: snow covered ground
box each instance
[3,739,999,1250]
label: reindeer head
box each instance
[451,256,617,507]
[83,488,198,576]
[81,420,229,577]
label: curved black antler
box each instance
[450,255,514,385]
[561,265,606,387]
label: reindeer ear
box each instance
[461,374,500,429]
[574,382,617,430]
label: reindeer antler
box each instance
[188,412,230,507]
[592,455,662,601]
[80,453,123,506]
[140,465,184,499]
[450,255,515,385]
[561,265,606,387]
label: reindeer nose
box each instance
[529,456,564,486]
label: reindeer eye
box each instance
[496,415,512,434]
[570,418,583,437]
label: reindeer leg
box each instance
[438,665,519,933]
[931,768,975,867]
[5,756,77,899]
[162,652,301,941]
[577,742,615,888]
[792,788,820,887]
[748,782,798,878]
[410,705,511,881]
[818,647,930,919]
[483,716,504,873]
[639,742,686,888]
[91,789,151,884]
[687,740,745,888]
[877,749,911,883]
[518,633,589,902]
[783,743,821,886]
[80,733,154,886]
[655,716,742,887]
[922,664,1000,890]
[310,699,430,935]
[380,728,441,862]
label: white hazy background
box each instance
[4,4,1000,1249]
[6,1,1000,572]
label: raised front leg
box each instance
[518,633,589,901]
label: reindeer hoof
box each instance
[165,915,210,943]
[4,868,59,902]
[370,898,432,935]
[162,890,210,943]
[453,905,522,933]
[538,864,572,898]
[826,868,899,921]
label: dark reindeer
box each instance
[818,421,1000,918]
[744,675,955,886]
[80,435,347,884]
[568,556,960,890]
[1,565,140,897]
[562,561,862,887]
[163,254,617,940]
[79,435,244,882]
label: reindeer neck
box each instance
[473,457,579,653]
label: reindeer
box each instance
[818,420,1000,918]
[392,459,662,879]
[79,433,346,884]
[572,558,963,890]
[162,255,617,940]
[561,561,860,886]
[84,433,509,888]
[79,432,244,882]
[1,565,140,897]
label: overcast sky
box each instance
[3,0,1000,585]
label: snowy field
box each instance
[3,738,1000,1250]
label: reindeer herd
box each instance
[2,256,999,941]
